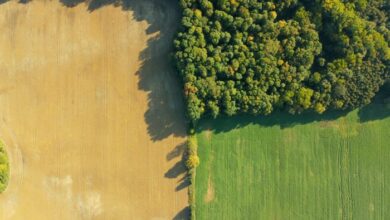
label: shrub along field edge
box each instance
[0,140,9,193]
[186,129,200,220]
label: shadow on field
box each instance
[197,110,351,134]
[358,102,390,122]
[125,0,188,142]
[173,206,190,220]
[165,142,190,219]
[165,142,190,191]
[197,99,390,134]
[1,0,187,143]
[136,5,188,142]
[358,85,390,122]
[196,80,390,133]
[0,0,189,219]
[62,1,187,141]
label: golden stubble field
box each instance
[0,0,188,219]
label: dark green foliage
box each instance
[174,0,390,121]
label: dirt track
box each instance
[0,1,188,219]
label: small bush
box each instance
[186,154,200,169]
[0,140,9,193]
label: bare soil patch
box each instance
[0,0,188,219]
[204,175,214,203]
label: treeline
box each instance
[174,0,390,121]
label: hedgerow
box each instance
[174,0,390,121]
[186,133,199,219]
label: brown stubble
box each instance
[0,1,188,219]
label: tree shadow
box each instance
[0,0,29,4]
[166,142,186,161]
[358,86,390,122]
[0,1,189,218]
[197,109,350,134]
[59,0,85,7]
[165,142,190,192]
[164,160,186,179]
[175,174,190,191]
[165,142,190,199]
[197,86,389,133]
[0,0,187,143]
[134,0,187,141]
[99,0,187,141]
[195,79,390,133]
[57,1,187,141]
[172,206,190,220]
[87,0,118,10]
[358,102,389,122]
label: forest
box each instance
[174,0,390,121]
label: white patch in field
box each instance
[1,194,17,219]
[43,175,103,218]
[43,175,73,202]
[76,192,103,219]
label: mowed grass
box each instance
[195,104,390,220]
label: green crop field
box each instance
[195,102,390,220]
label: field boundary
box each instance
[186,131,199,220]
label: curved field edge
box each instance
[0,140,9,193]
[194,104,390,219]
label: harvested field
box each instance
[0,0,188,219]
[195,106,390,219]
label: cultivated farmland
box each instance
[0,0,388,219]
[0,1,188,219]
[195,103,390,219]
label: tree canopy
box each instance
[174,0,390,121]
